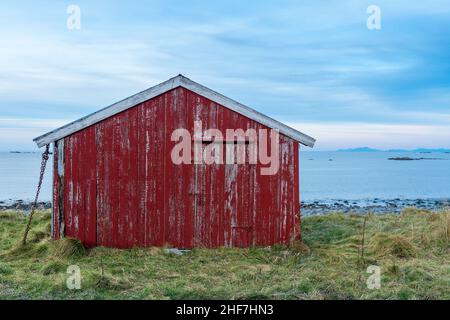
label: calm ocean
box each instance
[0,151,449,203]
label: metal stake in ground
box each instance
[22,144,50,245]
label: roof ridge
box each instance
[33,75,316,148]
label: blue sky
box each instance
[1,1,450,151]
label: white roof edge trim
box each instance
[34,75,316,148]
[178,76,316,147]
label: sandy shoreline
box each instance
[1,198,449,214]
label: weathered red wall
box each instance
[52,87,300,248]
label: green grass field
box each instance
[0,209,448,300]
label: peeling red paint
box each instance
[53,87,301,248]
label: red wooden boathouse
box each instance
[34,75,315,249]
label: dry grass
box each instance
[53,238,86,258]
[369,233,417,258]
[0,208,448,300]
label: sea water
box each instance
[0,151,449,203]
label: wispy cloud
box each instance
[288,122,450,150]
[0,1,449,150]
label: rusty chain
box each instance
[22,144,50,245]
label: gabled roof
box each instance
[34,75,316,148]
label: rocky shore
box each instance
[1,198,449,215]
[0,200,51,211]
[300,198,450,215]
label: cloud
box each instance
[0,118,69,129]
[289,122,450,150]
[0,118,70,151]
[0,1,449,150]
[0,29,172,106]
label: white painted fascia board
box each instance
[34,75,316,148]
[33,75,182,147]
[178,76,316,147]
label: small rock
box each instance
[164,248,190,256]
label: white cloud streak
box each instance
[289,122,450,150]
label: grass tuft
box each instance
[53,238,86,258]
[29,229,50,244]
[290,240,311,255]
[0,209,448,300]
[2,241,49,260]
[41,260,66,275]
[369,233,416,258]
[90,273,133,291]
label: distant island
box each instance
[337,147,450,153]
[388,157,445,161]
[389,148,450,153]
[9,151,38,154]
[337,147,380,152]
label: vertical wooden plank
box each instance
[204,97,223,248]
[183,89,195,248]
[63,128,96,247]
[294,142,301,242]
[165,90,174,246]
[96,110,139,248]
[245,118,257,247]
[254,123,264,246]
[284,139,295,244]
[96,120,111,247]
[138,95,166,247]
[82,127,97,248]
[72,131,84,246]
[97,116,116,247]
[72,133,83,243]
[52,140,64,240]
[233,112,244,247]
[192,92,207,247]
[120,108,139,248]
[235,114,250,247]
[224,163,236,247]
[278,135,291,244]
[270,129,281,245]
[214,105,226,247]
[255,124,269,246]
[223,109,236,247]
[208,101,224,248]
[63,135,74,240]
[72,132,83,245]
[153,94,167,246]
[164,88,195,248]
[192,92,225,248]
[57,139,65,239]
[136,102,149,247]
[110,116,122,248]
[165,88,182,247]
[51,142,58,240]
